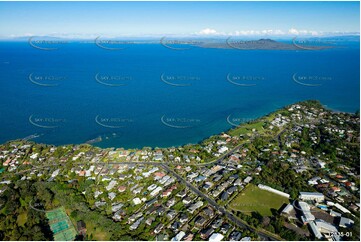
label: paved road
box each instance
[2,131,285,240]
[161,164,281,241]
[7,133,256,175]
[190,141,249,167]
[8,157,281,240]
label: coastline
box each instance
[5,99,356,151]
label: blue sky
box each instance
[0,1,359,38]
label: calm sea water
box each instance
[0,41,359,148]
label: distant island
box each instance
[197,38,333,50]
[4,36,339,51]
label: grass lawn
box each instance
[228,108,285,137]
[17,212,27,227]
[228,184,289,216]
[228,120,265,136]
[85,221,111,241]
[66,208,111,241]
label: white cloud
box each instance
[198,28,218,35]
[288,28,319,36]
[229,29,285,36]
[288,28,299,35]
[233,30,260,36]
[309,31,319,36]
[195,28,341,37]
[1,29,358,40]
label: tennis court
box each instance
[46,207,77,241]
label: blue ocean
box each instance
[0,39,359,148]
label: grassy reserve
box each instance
[228,184,289,216]
[227,110,282,137]
[228,121,265,136]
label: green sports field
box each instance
[228,184,289,216]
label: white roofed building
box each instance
[298,201,315,223]
[308,221,323,239]
[171,231,186,241]
[299,192,324,202]
[209,233,224,241]
[315,220,338,234]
